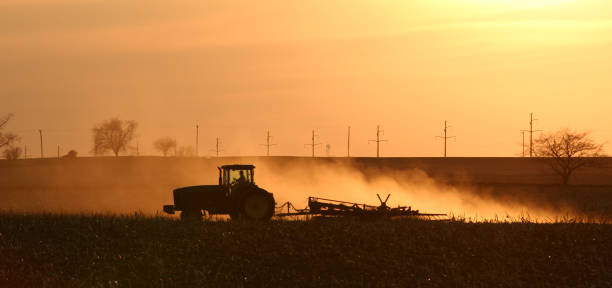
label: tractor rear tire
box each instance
[180,209,203,221]
[233,190,275,221]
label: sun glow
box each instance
[465,0,576,9]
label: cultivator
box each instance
[275,194,446,219]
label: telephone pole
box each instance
[38,129,43,159]
[304,130,321,158]
[525,113,542,157]
[195,124,199,156]
[57,145,60,159]
[520,130,528,157]
[24,145,27,159]
[347,126,351,158]
[211,137,223,157]
[368,125,387,158]
[436,120,455,157]
[260,130,276,156]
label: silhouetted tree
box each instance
[3,146,22,160]
[535,129,605,185]
[0,114,18,148]
[153,137,176,156]
[63,150,78,158]
[92,118,137,157]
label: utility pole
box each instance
[368,125,387,158]
[136,142,139,156]
[520,130,528,157]
[304,130,321,158]
[436,120,456,157]
[526,113,542,157]
[195,124,199,156]
[38,129,43,159]
[57,145,60,159]
[24,145,27,159]
[260,130,276,156]
[347,126,351,158]
[211,137,223,157]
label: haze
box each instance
[2,0,611,157]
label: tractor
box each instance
[163,164,275,221]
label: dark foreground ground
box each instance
[1,214,610,288]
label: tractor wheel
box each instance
[235,191,275,221]
[180,209,202,221]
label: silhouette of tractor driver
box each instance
[232,170,248,186]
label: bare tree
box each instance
[3,146,22,160]
[153,137,176,156]
[92,118,137,157]
[0,114,18,148]
[535,129,605,185]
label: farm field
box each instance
[1,157,611,218]
[1,157,612,287]
[1,213,610,287]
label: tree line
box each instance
[92,118,194,157]
[1,114,608,185]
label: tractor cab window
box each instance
[228,169,253,186]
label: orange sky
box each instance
[2,0,612,157]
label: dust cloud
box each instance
[255,159,571,221]
[0,157,595,221]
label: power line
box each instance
[15,128,89,135]
[304,130,321,158]
[16,128,87,159]
[368,125,388,158]
[436,120,456,157]
[260,130,277,156]
[14,129,39,134]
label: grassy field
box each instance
[0,213,610,287]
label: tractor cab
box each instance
[219,164,255,192]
